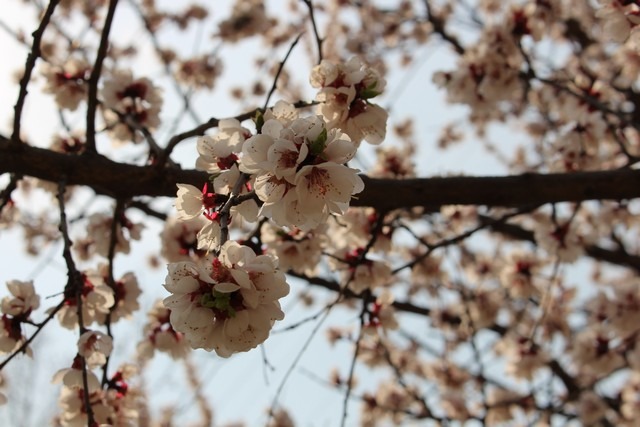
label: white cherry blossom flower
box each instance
[54,271,115,329]
[1,280,40,316]
[533,215,587,263]
[310,57,388,144]
[77,330,113,369]
[41,58,90,111]
[160,215,209,262]
[163,242,289,357]
[294,162,364,228]
[76,212,143,260]
[101,70,163,144]
[196,118,249,173]
[137,300,190,360]
[175,183,218,221]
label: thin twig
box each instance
[263,32,304,112]
[340,298,367,427]
[57,179,95,426]
[301,0,323,64]
[101,200,124,386]
[393,206,536,274]
[11,0,61,144]
[127,0,202,125]
[85,0,120,153]
[215,173,250,255]
[0,300,64,372]
[267,308,333,423]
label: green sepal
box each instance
[309,127,328,156]
[254,110,265,133]
[200,291,237,318]
[359,81,381,99]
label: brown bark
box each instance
[2,135,639,210]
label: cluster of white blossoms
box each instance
[241,103,364,230]
[163,241,289,357]
[310,57,388,145]
[167,58,388,356]
[54,349,140,426]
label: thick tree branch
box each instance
[2,135,640,210]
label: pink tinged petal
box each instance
[175,184,204,219]
[214,282,240,293]
[225,310,250,338]
[323,132,357,163]
[269,100,298,122]
[254,303,285,323]
[221,240,254,266]
[352,173,365,194]
[196,222,221,252]
[232,198,260,222]
[230,269,252,289]
[174,275,201,293]
[241,288,260,309]
[240,134,273,173]
[186,306,214,328]
[245,255,274,271]
[255,173,287,204]
[261,119,284,138]
[354,103,387,145]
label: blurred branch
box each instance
[85,0,120,153]
[263,32,304,111]
[480,215,640,272]
[56,179,95,425]
[301,0,323,64]
[11,0,61,144]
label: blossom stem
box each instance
[215,172,250,255]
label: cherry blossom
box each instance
[77,330,113,369]
[137,300,190,360]
[41,58,90,110]
[101,70,163,144]
[163,242,289,357]
[54,270,115,329]
[1,280,39,317]
[310,57,388,145]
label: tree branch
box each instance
[2,136,640,210]
[11,0,61,144]
[479,215,640,272]
[85,0,120,153]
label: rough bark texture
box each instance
[2,135,639,210]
